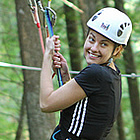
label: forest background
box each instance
[0,0,140,140]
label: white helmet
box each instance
[87,7,132,45]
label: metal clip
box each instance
[44,7,57,27]
[28,0,35,11]
[36,0,57,27]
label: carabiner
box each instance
[36,0,57,27]
[44,7,57,27]
[28,0,35,11]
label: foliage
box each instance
[0,0,139,140]
[0,0,24,139]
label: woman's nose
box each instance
[91,42,99,52]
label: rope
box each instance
[28,0,45,54]
[61,0,84,13]
[1,62,140,78]
[28,0,63,87]
[0,62,41,71]
[44,8,63,86]
[38,0,63,87]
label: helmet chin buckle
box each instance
[107,57,113,66]
[100,57,113,66]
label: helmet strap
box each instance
[101,45,117,66]
[101,56,114,66]
[107,57,113,66]
[105,45,118,66]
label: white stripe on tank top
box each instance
[68,97,88,137]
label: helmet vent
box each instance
[117,30,123,37]
[120,24,124,30]
[92,16,98,21]
[117,22,131,37]
[92,11,103,21]
[125,22,127,27]
[97,11,102,15]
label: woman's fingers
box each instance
[52,53,61,68]
[53,35,61,52]
[45,35,61,54]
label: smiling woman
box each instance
[40,7,132,140]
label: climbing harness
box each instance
[52,129,61,140]
[28,0,63,87]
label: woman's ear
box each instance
[113,45,123,56]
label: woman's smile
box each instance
[88,50,101,59]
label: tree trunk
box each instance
[64,0,82,73]
[15,0,56,139]
[15,93,25,140]
[102,0,109,7]
[115,0,124,12]
[106,123,119,140]
[117,106,126,140]
[78,0,98,39]
[115,0,140,139]
[123,41,140,140]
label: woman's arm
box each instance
[40,36,86,113]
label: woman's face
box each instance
[84,30,115,65]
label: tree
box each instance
[117,107,126,140]
[114,0,140,139]
[15,0,56,139]
[123,41,140,140]
[64,0,82,74]
[15,94,26,140]
[78,0,98,40]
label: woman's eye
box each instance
[89,37,95,42]
[101,43,107,47]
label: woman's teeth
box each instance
[90,53,98,57]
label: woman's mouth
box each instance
[88,51,101,59]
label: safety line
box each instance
[44,1,63,87]
[0,62,140,78]
[0,62,41,71]
[28,0,63,87]
[28,0,45,54]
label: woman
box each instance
[40,7,132,140]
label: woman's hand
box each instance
[45,35,60,55]
[52,52,71,83]
[45,34,71,83]
[50,35,71,83]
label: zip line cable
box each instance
[0,62,140,78]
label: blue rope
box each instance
[45,9,54,36]
[45,9,63,87]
